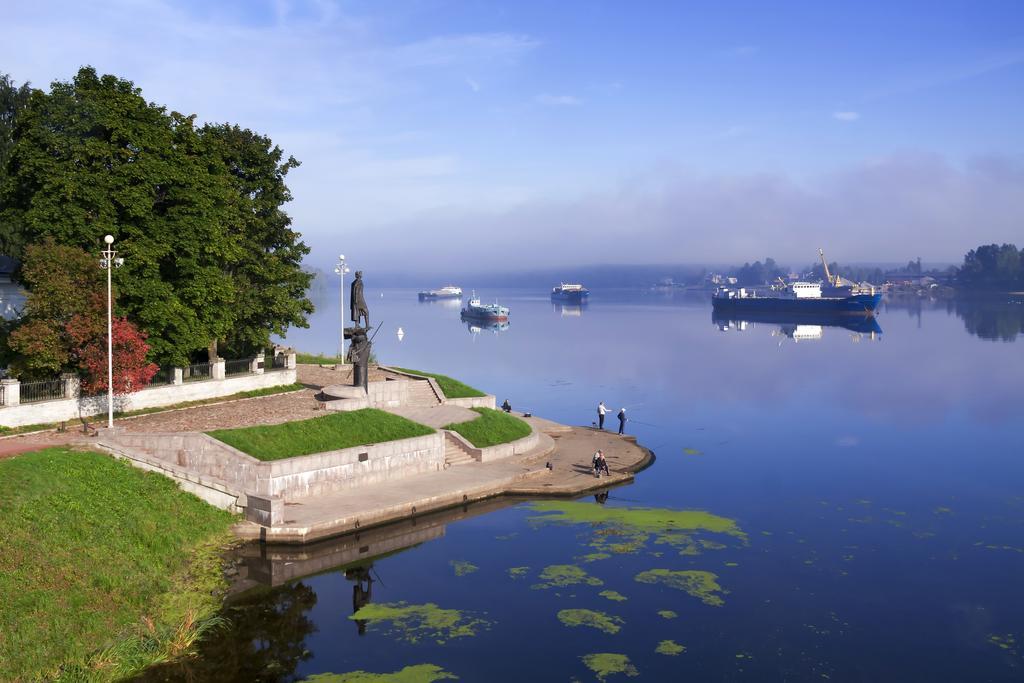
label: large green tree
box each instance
[0,72,34,258]
[201,123,312,357]
[2,67,312,366]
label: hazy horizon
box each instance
[4,1,1022,272]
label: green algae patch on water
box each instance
[450,560,478,577]
[599,590,628,602]
[656,640,686,656]
[579,552,612,563]
[528,501,744,538]
[580,653,639,681]
[683,448,702,455]
[635,569,726,607]
[349,602,490,644]
[528,501,746,559]
[302,664,457,682]
[557,609,625,634]
[507,566,530,579]
[532,564,603,589]
[657,610,678,619]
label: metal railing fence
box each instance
[20,379,66,404]
[225,358,253,377]
[265,353,287,372]
[183,362,212,382]
[149,367,173,386]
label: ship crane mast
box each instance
[819,248,839,286]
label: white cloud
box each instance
[833,111,861,122]
[465,77,481,92]
[535,93,582,106]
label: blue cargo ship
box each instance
[461,292,509,322]
[712,281,882,316]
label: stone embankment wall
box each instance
[99,428,445,525]
[444,396,496,409]
[0,356,296,428]
[445,428,538,463]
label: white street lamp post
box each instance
[99,235,124,429]
[334,255,350,364]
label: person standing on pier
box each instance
[597,401,607,429]
[617,407,627,435]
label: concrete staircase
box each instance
[444,432,477,467]
[407,379,442,407]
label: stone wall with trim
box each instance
[0,366,296,429]
[445,395,496,409]
[99,428,445,523]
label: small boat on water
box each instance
[461,292,509,322]
[418,285,463,301]
[551,282,589,303]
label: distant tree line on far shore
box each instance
[726,244,1022,292]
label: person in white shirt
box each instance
[597,401,607,429]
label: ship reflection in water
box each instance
[551,301,586,317]
[712,310,883,342]
[463,318,509,336]
[417,296,462,309]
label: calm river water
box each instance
[155,288,1024,682]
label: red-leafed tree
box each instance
[66,314,158,396]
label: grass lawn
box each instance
[207,408,435,460]
[389,367,486,398]
[0,448,235,681]
[444,407,532,448]
[294,351,339,365]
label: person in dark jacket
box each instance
[617,407,627,435]
[501,398,512,413]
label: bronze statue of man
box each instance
[350,271,370,327]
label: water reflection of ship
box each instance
[712,310,883,340]
[551,301,586,317]
[417,296,462,309]
[464,318,509,335]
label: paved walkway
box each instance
[386,404,478,428]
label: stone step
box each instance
[408,380,441,406]
[443,432,477,466]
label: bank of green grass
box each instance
[444,407,531,448]
[208,408,435,460]
[295,351,338,365]
[0,448,235,681]
[389,367,486,399]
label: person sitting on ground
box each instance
[597,451,611,476]
[501,398,512,413]
[592,450,603,478]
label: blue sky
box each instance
[3,0,1023,271]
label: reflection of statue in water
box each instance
[594,491,609,505]
[346,566,374,635]
[350,270,369,327]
